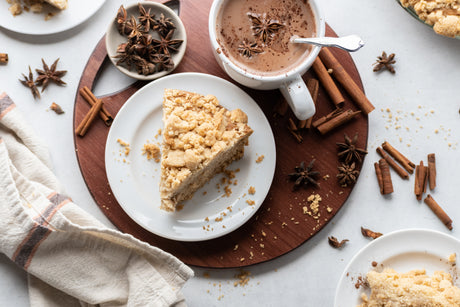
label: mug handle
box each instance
[279,74,316,120]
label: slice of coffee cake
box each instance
[159,89,253,211]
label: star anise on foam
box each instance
[336,133,367,164]
[248,13,284,44]
[238,39,263,58]
[152,30,183,55]
[19,66,40,99]
[337,162,360,187]
[138,3,156,32]
[35,58,67,92]
[155,13,176,37]
[373,51,396,74]
[288,160,320,190]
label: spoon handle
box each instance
[292,35,365,52]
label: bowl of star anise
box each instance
[106,2,187,80]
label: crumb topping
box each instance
[142,143,161,162]
[358,268,460,306]
[400,0,460,37]
[160,89,253,210]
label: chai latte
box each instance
[216,0,316,76]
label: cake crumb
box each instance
[117,138,131,156]
[224,185,232,197]
[234,270,251,287]
[155,128,162,138]
[142,143,161,162]
[246,199,255,206]
[448,253,457,264]
[256,155,265,163]
[248,186,256,195]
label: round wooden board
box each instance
[73,0,368,268]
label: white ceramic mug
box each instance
[208,0,325,120]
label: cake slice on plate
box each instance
[44,0,68,10]
[159,89,253,211]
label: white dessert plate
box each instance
[105,72,276,242]
[334,228,460,307]
[0,0,105,35]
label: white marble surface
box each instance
[1,0,460,306]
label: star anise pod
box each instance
[35,58,67,92]
[150,53,174,72]
[133,34,153,56]
[155,13,176,37]
[138,3,156,32]
[115,5,127,35]
[373,51,396,74]
[132,55,156,75]
[288,160,320,190]
[248,13,284,44]
[238,39,263,58]
[328,236,349,248]
[125,16,144,40]
[361,227,383,239]
[152,30,183,55]
[19,66,40,99]
[114,42,137,68]
[336,133,368,164]
[337,162,360,187]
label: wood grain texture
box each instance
[73,0,369,268]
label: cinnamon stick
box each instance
[424,195,452,230]
[422,166,428,194]
[0,53,8,64]
[315,109,361,135]
[376,147,409,179]
[312,57,344,108]
[374,162,384,194]
[287,126,303,143]
[288,117,298,131]
[79,86,113,126]
[312,108,343,128]
[381,141,415,174]
[419,161,427,200]
[414,164,421,199]
[301,78,319,129]
[415,161,428,200]
[379,159,393,194]
[76,98,104,137]
[427,153,436,190]
[319,48,375,114]
[273,99,288,117]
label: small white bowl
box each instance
[105,2,187,81]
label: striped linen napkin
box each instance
[0,92,193,307]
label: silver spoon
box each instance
[291,34,365,52]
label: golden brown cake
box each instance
[44,0,67,10]
[159,89,253,211]
[358,268,460,306]
[400,0,460,37]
